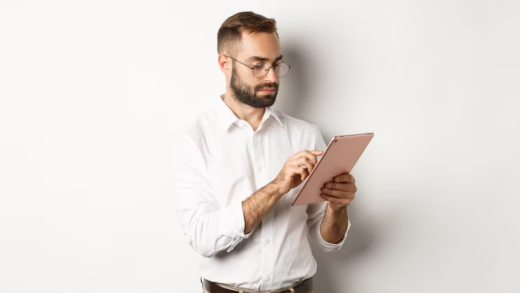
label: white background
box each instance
[1,0,519,292]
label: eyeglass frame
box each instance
[224,54,291,78]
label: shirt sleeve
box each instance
[306,125,352,252]
[307,202,351,252]
[168,132,253,258]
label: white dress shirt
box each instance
[168,96,351,291]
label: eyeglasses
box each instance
[225,55,291,78]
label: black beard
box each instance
[230,65,279,108]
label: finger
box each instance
[323,182,356,192]
[333,173,355,183]
[301,167,309,181]
[308,150,324,155]
[303,150,321,165]
[320,187,345,198]
[320,193,351,206]
[289,150,322,163]
[287,165,304,176]
[302,150,322,163]
[287,156,314,173]
[305,151,323,165]
[322,186,357,198]
[296,151,318,167]
[296,157,315,172]
[289,165,309,181]
[287,165,308,180]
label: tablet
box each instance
[292,132,374,206]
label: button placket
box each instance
[252,131,275,288]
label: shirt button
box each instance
[266,276,271,281]
[258,166,264,172]
[265,239,270,244]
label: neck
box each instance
[221,92,265,131]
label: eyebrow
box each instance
[246,55,284,63]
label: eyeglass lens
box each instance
[253,62,290,78]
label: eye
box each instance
[253,63,268,71]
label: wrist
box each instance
[268,181,285,198]
[326,203,347,216]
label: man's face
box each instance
[229,32,282,108]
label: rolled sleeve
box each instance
[307,202,351,252]
[313,215,351,252]
[224,200,254,252]
[169,133,252,257]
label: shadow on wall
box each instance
[274,43,390,293]
[272,44,313,120]
[308,195,403,293]
[310,203,375,293]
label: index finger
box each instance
[302,150,322,166]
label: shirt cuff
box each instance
[316,217,351,252]
[225,200,254,252]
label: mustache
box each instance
[254,82,279,92]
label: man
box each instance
[169,11,356,293]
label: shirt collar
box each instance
[215,95,283,133]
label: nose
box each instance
[263,66,279,84]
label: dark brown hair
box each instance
[217,11,278,56]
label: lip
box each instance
[259,88,275,92]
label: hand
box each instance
[320,173,357,211]
[272,150,323,195]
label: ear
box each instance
[218,54,231,74]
